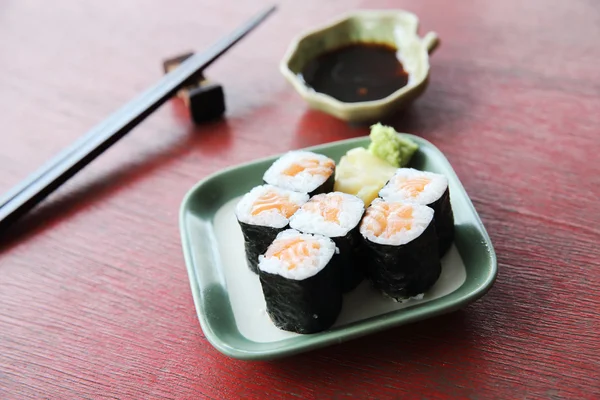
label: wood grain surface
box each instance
[1,0,599,399]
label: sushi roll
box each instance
[235,185,309,273]
[263,151,335,196]
[289,192,365,293]
[379,168,454,256]
[258,229,342,334]
[360,199,441,301]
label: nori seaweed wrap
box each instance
[235,185,309,273]
[237,222,282,274]
[360,199,441,301]
[331,228,364,292]
[258,229,342,334]
[428,186,454,256]
[379,168,454,256]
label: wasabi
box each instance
[368,123,418,167]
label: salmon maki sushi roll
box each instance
[360,199,441,301]
[289,192,365,293]
[236,185,309,273]
[258,229,342,334]
[379,168,454,256]
[263,151,335,195]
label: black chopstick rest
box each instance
[188,82,226,123]
[163,52,226,123]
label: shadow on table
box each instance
[291,99,459,150]
[0,116,233,254]
[261,310,477,379]
[291,109,367,149]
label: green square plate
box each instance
[179,135,497,360]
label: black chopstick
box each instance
[0,5,277,232]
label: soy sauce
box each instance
[299,42,409,103]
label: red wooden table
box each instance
[1,0,599,398]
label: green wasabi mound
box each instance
[368,123,419,167]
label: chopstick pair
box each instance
[0,5,277,232]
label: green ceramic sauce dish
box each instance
[280,10,439,123]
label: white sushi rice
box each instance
[379,168,448,205]
[289,192,365,237]
[258,229,338,280]
[235,185,309,228]
[360,198,434,246]
[263,151,335,193]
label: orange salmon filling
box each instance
[251,191,299,217]
[364,202,414,238]
[303,194,343,223]
[266,238,321,270]
[396,177,431,198]
[283,158,335,177]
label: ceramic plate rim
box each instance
[179,135,497,360]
